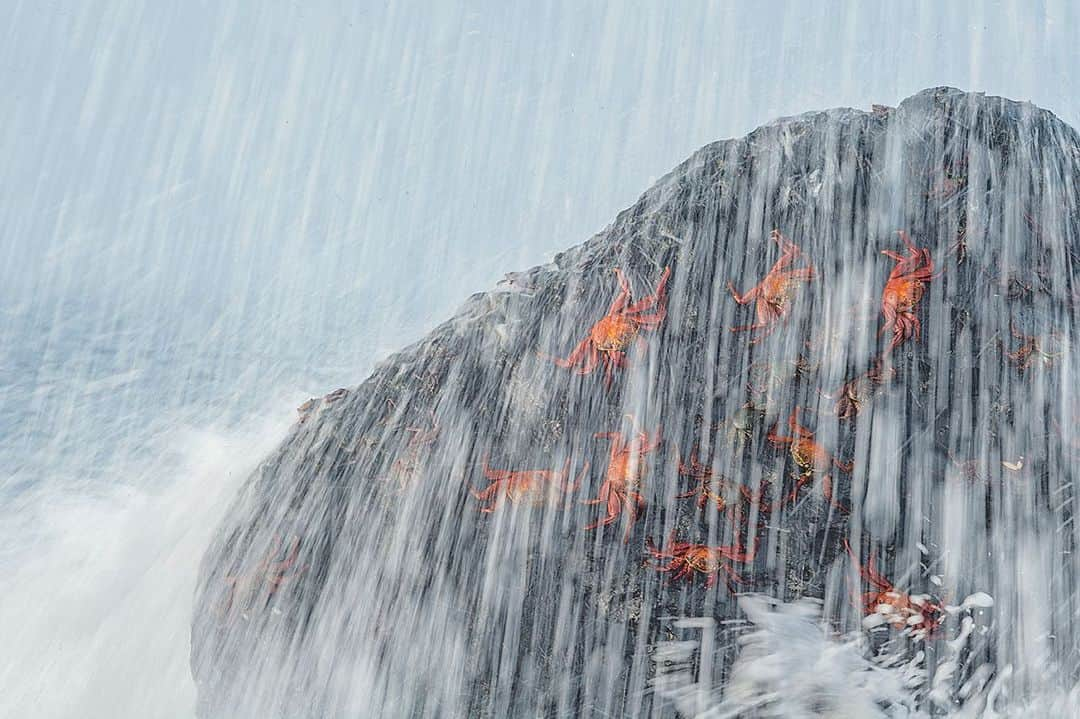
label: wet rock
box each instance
[192,87,1080,717]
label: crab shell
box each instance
[884,278,926,313]
[502,475,570,507]
[589,315,640,352]
[672,546,729,575]
[790,438,833,473]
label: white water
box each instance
[0,413,289,718]
[4,3,1080,717]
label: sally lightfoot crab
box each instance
[469,455,586,512]
[582,417,662,542]
[216,535,306,620]
[1005,320,1064,371]
[543,266,671,388]
[845,540,946,641]
[375,410,440,488]
[825,358,894,419]
[645,532,756,589]
[727,229,816,343]
[767,407,852,511]
[879,230,941,354]
[675,444,769,521]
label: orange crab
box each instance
[767,407,852,511]
[583,418,662,542]
[676,444,766,516]
[727,229,816,343]
[217,535,306,619]
[544,266,671,388]
[879,230,941,353]
[1005,320,1064,371]
[845,540,945,640]
[469,456,586,512]
[646,532,756,588]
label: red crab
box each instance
[728,229,816,343]
[544,266,671,388]
[646,532,756,588]
[217,535,306,619]
[879,230,941,353]
[676,444,767,517]
[583,418,662,542]
[845,540,945,640]
[469,456,586,512]
[767,407,852,511]
[1005,321,1063,372]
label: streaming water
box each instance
[4,4,1080,719]
[189,88,1080,717]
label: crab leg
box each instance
[581,478,611,506]
[623,266,671,314]
[469,481,503,502]
[844,540,893,592]
[481,462,514,483]
[563,460,589,493]
[545,336,591,369]
[607,269,633,314]
[632,312,666,330]
[767,248,802,274]
[731,319,780,343]
[576,345,600,375]
[896,229,918,254]
[583,484,624,529]
[651,558,683,572]
[636,430,662,454]
[727,280,764,305]
[820,474,849,514]
[787,410,815,437]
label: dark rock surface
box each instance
[191,88,1080,717]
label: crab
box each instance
[297,387,349,425]
[1005,321,1064,371]
[675,444,766,518]
[845,540,945,641]
[879,230,941,354]
[544,266,671,388]
[469,456,586,512]
[217,535,306,619]
[583,417,662,542]
[378,411,440,488]
[825,358,894,419]
[766,407,852,511]
[646,532,756,588]
[728,230,816,343]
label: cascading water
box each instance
[188,88,1079,717]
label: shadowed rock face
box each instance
[191,88,1080,717]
